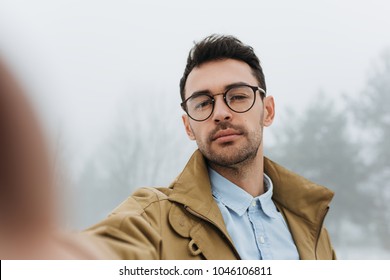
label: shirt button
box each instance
[259,236,265,244]
[251,201,257,207]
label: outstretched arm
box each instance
[0,60,112,259]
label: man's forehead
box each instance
[185,59,257,97]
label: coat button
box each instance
[188,239,202,255]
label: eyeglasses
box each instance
[181,84,266,121]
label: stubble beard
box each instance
[195,122,263,171]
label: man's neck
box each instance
[208,153,265,197]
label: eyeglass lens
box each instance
[186,85,257,121]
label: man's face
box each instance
[182,58,275,168]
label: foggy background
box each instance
[1,0,389,259]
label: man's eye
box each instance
[194,99,213,110]
[229,94,250,101]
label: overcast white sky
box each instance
[1,0,390,171]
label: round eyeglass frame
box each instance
[181,84,266,121]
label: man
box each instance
[0,34,335,260]
[84,34,336,259]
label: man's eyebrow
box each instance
[190,82,252,97]
[224,82,251,90]
[190,89,212,97]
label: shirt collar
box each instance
[260,174,278,218]
[209,167,278,218]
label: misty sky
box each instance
[1,0,390,174]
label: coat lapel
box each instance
[264,157,334,259]
[168,150,240,259]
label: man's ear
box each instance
[263,96,275,127]
[182,114,196,140]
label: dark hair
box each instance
[179,34,266,101]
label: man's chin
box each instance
[203,143,259,168]
[206,151,249,167]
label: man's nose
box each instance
[211,95,233,123]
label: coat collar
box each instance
[168,150,239,259]
[170,150,334,224]
[168,150,334,259]
[264,157,334,226]
[264,157,334,259]
[168,150,229,237]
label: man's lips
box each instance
[211,129,243,142]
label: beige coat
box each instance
[85,150,336,260]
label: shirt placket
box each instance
[247,198,273,259]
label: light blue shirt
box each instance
[209,167,299,260]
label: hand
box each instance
[0,59,120,259]
[0,59,60,258]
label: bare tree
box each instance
[350,49,390,250]
[72,89,194,229]
[266,92,370,251]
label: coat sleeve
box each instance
[82,190,166,260]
